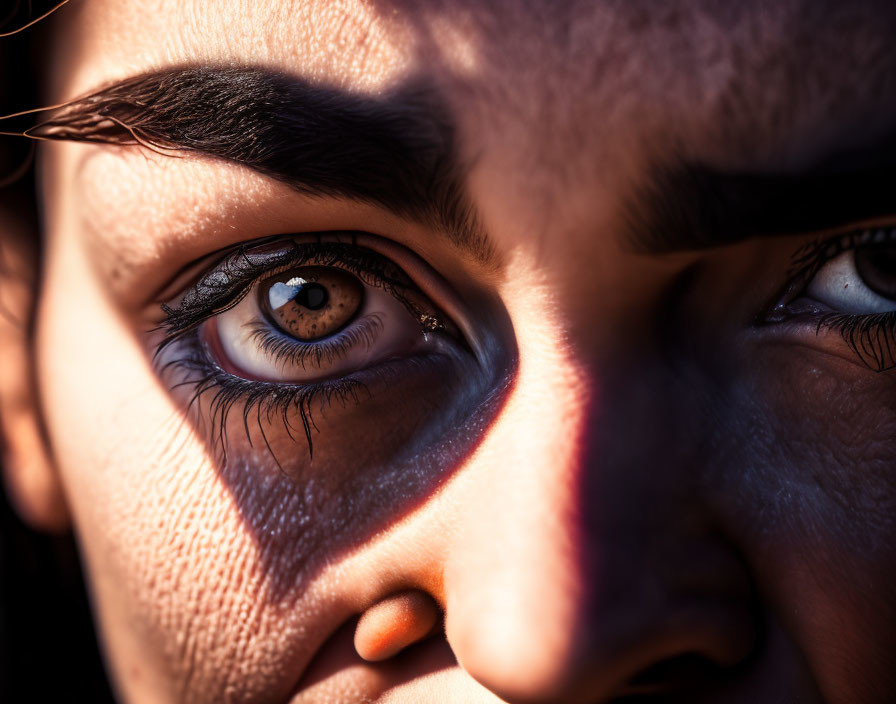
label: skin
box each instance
[1,0,895,702]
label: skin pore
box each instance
[1,0,895,702]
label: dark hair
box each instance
[0,3,115,701]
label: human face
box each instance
[27,0,896,702]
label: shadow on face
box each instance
[5,1,896,703]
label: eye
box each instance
[203,246,452,383]
[155,235,487,457]
[765,227,896,372]
[806,244,896,314]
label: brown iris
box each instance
[855,245,896,300]
[260,266,364,341]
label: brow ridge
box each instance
[27,65,492,265]
[629,127,896,254]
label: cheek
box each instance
[35,240,351,702]
[738,350,896,540]
[35,229,509,703]
[713,346,896,700]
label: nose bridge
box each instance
[442,340,757,702]
[444,341,596,697]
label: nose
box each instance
[442,355,759,703]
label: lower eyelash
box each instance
[161,330,371,464]
[769,225,896,372]
[243,314,384,372]
[814,311,896,372]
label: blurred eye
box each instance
[806,244,896,314]
[213,260,443,383]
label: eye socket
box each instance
[261,266,364,341]
[806,243,896,314]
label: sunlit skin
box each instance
[1,1,895,703]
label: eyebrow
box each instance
[629,126,896,253]
[26,66,492,264]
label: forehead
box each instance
[54,2,896,119]
[50,0,896,232]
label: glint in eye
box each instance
[262,266,364,341]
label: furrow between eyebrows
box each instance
[20,64,492,265]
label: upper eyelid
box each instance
[158,242,302,339]
[161,239,409,336]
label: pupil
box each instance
[295,283,329,310]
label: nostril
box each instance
[624,653,723,695]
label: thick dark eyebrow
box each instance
[26,65,492,264]
[628,127,896,253]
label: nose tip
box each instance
[439,415,758,702]
[446,603,568,702]
[447,576,757,704]
[435,348,760,703]
[444,554,586,703]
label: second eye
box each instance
[806,243,896,314]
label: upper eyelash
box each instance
[157,234,439,350]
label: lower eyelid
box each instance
[754,310,896,372]
[245,314,385,375]
[159,326,474,460]
[208,313,384,383]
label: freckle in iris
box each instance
[261,266,364,341]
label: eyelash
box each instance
[156,234,451,460]
[772,225,896,372]
[159,236,428,339]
